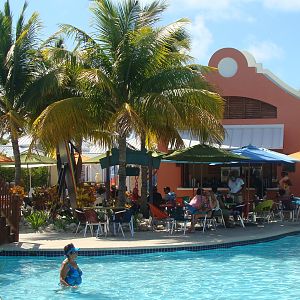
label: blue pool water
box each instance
[1,236,300,300]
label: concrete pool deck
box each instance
[1,221,300,252]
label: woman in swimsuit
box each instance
[60,243,82,288]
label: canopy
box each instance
[85,148,163,169]
[230,145,296,164]
[0,153,56,168]
[0,153,56,190]
[162,144,248,163]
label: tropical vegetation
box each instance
[31,0,225,207]
[0,1,60,185]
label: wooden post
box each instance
[10,195,22,242]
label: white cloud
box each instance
[187,16,213,62]
[262,0,300,11]
[246,41,283,62]
[167,0,255,21]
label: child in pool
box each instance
[60,243,82,287]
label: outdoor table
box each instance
[84,206,127,237]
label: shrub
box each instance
[53,218,67,231]
[25,211,48,230]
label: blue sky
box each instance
[8,0,300,89]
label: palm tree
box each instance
[32,0,224,206]
[0,1,60,185]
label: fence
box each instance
[0,178,21,244]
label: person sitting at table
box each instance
[188,188,211,232]
[147,186,164,209]
[210,187,233,227]
[163,186,176,206]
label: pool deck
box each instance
[1,221,300,252]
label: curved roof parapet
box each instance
[242,50,300,99]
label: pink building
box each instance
[157,48,300,197]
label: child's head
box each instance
[64,243,79,257]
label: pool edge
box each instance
[1,230,300,256]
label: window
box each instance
[224,96,277,119]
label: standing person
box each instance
[228,170,244,204]
[228,170,244,221]
[60,243,82,288]
[278,171,292,196]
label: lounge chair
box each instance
[149,203,175,234]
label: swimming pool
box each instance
[1,235,300,300]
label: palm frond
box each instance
[31,97,95,146]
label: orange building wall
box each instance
[157,48,300,196]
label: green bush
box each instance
[54,218,67,231]
[0,167,49,191]
[25,211,48,230]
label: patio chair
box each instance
[110,209,134,238]
[279,195,295,221]
[170,206,189,235]
[74,209,86,236]
[229,204,245,228]
[185,204,217,232]
[149,203,175,234]
[83,209,108,237]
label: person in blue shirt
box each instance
[163,186,176,205]
[60,243,82,288]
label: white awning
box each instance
[180,124,284,150]
[223,124,284,149]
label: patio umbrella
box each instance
[162,144,249,194]
[288,151,300,161]
[231,145,297,212]
[230,144,296,164]
[162,144,248,164]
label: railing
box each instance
[0,179,22,243]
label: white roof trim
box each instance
[242,51,300,99]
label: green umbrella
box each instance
[84,148,164,169]
[162,144,248,163]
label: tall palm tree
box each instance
[32,0,224,206]
[0,1,60,185]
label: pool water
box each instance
[1,236,300,300]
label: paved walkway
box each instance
[1,221,300,252]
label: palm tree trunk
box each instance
[118,134,127,206]
[140,136,148,215]
[74,139,83,185]
[11,135,22,186]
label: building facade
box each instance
[157,48,300,197]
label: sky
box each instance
[7,0,300,89]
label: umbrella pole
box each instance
[245,163,250,220]
[200,164,203,190]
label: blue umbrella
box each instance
[230,144,296,164]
